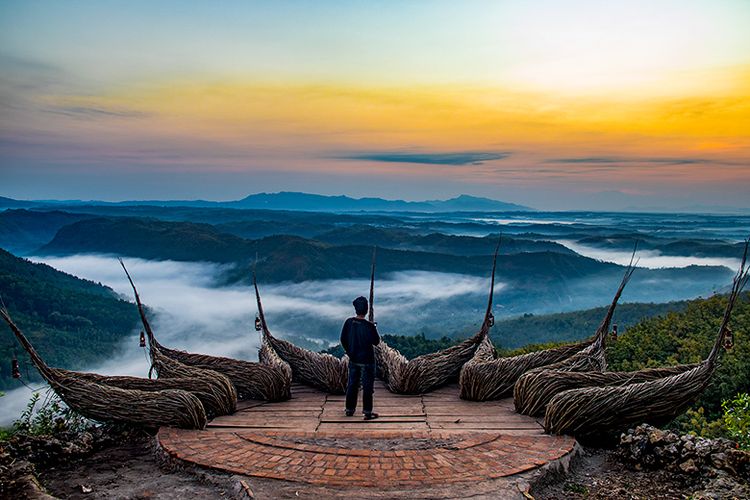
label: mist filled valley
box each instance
[0,200,748,424]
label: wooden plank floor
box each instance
[160,381,577,491]
[208,381,544,435]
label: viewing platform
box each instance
[158,381,577,497]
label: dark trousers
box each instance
[345,362,375,414]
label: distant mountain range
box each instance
[0,192,532,213]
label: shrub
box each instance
[13,391,88,436]
[722,393,750,450]
[674,407,725,438]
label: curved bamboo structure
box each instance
[0,308,207,429]
[152,340,291,402]
[253,270,348,394]
[255,286,294,395]
[258,329,294,395]
[513,254,638,416]
[461,252,637,402]
[120,261,291,401]
[458,336,592,401]
[120,260,239,414]
[72,370,244,416]
[375,241,500,394]
[544,243,749,438]
[252,269,301,394]
[523,363,698,409]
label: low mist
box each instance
[1,255,505,424]
[556,240,742,270]
[0,249,733,425]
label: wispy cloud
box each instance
[43,105,150,119]
[336,151,511,166]
[546,156,733,166]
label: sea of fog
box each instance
[0,255,504,424]
[556,240,742,270]
[439,212,750,241]
[0,246,738,425]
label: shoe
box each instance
[345,409,354,417]
[363,413,379,420]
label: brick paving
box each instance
[157,382,576,489]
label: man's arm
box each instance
[371,322,380,346]
[340,318,351,353]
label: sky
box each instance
[1,0,749,211]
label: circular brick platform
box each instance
[157,382,577,492]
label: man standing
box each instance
[340,296,380,420]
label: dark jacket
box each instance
[340,317,380,364]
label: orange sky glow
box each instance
[1,1,749,210]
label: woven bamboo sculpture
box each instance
[253,270,348,394]
[120,260,239,415]
[513,252,638,416]
[543,242,748,439]
[374,241,500,394]
[0,308,207,429]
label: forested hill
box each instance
[38,216,617,284]
[490,300,691,349]
[490,292,748,418]
[608,292,749,418]
[0,248,139,390]
[30,214,733,316]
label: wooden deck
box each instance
[210,381,545,434]
[158,382,576,494]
